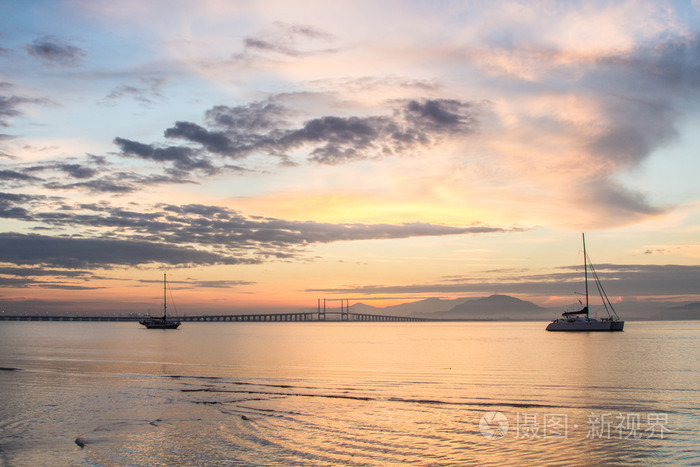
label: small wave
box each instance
[177,380,571,409]
[168,374,329,391]
[167,375,223,380]
[176,378,681,414]
[386,396,562,409]
[180,384,574,411]
[182,387,377,402]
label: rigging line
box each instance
[587,255,609,317]
[586,254,620,320]
[592,262,619,320]
[168,285,179,316]
[592,266,611,317]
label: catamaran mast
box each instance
[163,273,167,319]
[583,233,589,317]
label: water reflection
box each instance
[0,321,697,465]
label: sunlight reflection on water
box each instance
[0,321,698,465]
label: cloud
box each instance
[582,178,664,217]
[404,99,477,130]
[0,266,92,277]
[0,88,50,155]
[289,99,480,163]
[237,22,337,59]
[0,96,24,127]
[0,192,34,219]
[44,177,137,194]
[274,22,335,42]
[113,137,218,174]
[35,283,105,290]
[121,97,483,169]
[24,35,85,67]
[308,264,700,298]
[0,198,521,268]
[243,38,299,56]
[188,280,255,288]
[281,115,386,164]
[0,277,37,288]
[17,155,198,194]
[0,271,104,290]
[0,94,45,128]
[43,172,163,193]
[0,233,247,269]
[279,98,478,164]
[157,203,517,248]
[456,32,700,223]
[0,169,37,181]
[164,121,237,156]
[206,100,291,132]
[0,169,42,184]
[102,77,165,106]
[596,37,697,159]
[561,36,700,220]
[60,163,99,179]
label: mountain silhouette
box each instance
[434,294,545,320]
[350,295,549,320]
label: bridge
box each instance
[0,312,426,323]
[183,312,315,322]
[0,298,427,323]
[0,315,136,322]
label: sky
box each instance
[1,0,700,316]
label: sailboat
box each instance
[546,234,624,332]
[139,273,181,329]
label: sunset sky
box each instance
[1,0,699,315]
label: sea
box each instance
[0,321,698,466]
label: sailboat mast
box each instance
[583,233,589,315]
[163,273,167,319]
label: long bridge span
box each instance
[181,298,425,322]
[0,313,425,322]
[0,299,427,323]
[182,312,424,322]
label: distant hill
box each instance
[350,297,472,317]
[351,295,551,320]
[432,294,549,320]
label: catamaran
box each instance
[546,234,624,332]
[139,273,181,329]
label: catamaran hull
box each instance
[545,234,624,332]
[546,319,624,332]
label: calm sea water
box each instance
[0,321,698,466]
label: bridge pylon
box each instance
[317,298,350,320]
[341,298,349,320]
[318,299,326,321]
